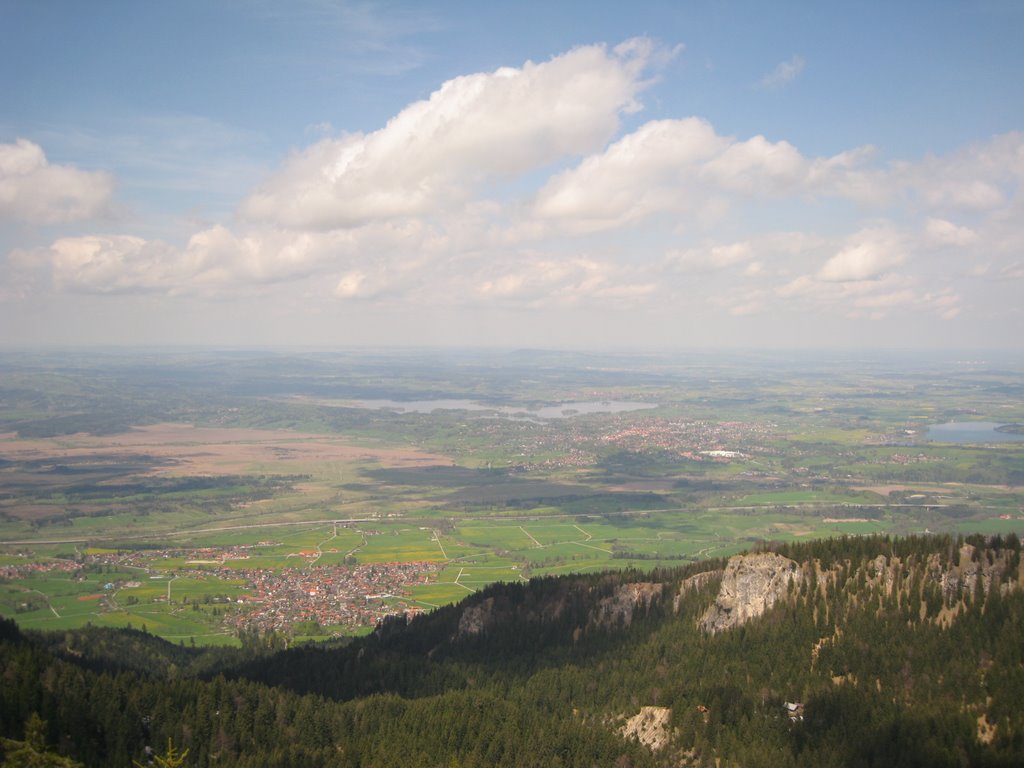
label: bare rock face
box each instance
[591,582,663,629]
[673,569,722,612]
[620,706,672,751]
[457,596,495,638]
[937,544,1012,602]
[699,553,802,634]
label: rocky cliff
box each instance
[935,543,1018,601]
[457,596,496,637]
[699,552,802,634]
[673,568,722,612]
[620,706,672,751]
[590,582,663,629]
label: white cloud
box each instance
[702,135,808,192]
[924,217,978,247]
[44,235,177,294]
[27,221,443,296]
[0,139,114,224]
[761,55,805,89]
[849,288,918,310]
[19,210,480,301]
[7,40,1021,342]
[766,233,964,321]
[999,262,1024,280]
[896,132,1024,212]
[475,255,655,307]
[774,271,948,319]
[817,230,906,282]
[241,40,665,230]
[334,271,371,299]
[27,227,342,294]
[533,118,872,231]
[719,288,769,316]
[533,118,728,231]
[922,179,1004,210]
[668,240,754,272]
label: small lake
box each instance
[342,398,657,419]
[926,422,1024,443]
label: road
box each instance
[0,509,664,546]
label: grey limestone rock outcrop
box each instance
[457,596,495,637]
[699,552,802,634]
[590,582,662,629]
[620,706,673,751]
[938,543,1012,601]
[673,569,723,612]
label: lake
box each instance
[926,422,1024,443]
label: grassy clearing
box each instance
[429,538,479,560]
[520,523,591,546]
[736,490,881,505]
[357,528,447,564]
[276,526,336,547]
[408,582,478,606]
[225,554,305,569]
[608,538,702,558]
[814,520,890,535]
[188,529,291,546]
[311,551,355,567]
[954,518,1024,535]
[318,529,365,552]
[0,565,247,633]
[454,524,534,550]
[437,563,522,584]
[3,371,1023,646]
[529,559,617,577]
[87,607,217,637]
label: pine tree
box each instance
[133,738,188,768]
[1,713,83,768]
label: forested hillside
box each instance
[2,534,1022,767]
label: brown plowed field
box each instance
[0,423,451,476]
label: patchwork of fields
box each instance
[2,351,1022,644]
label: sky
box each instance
[1,0,1022,351]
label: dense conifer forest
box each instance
[2,534,1023,767]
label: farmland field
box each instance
[1,349,1022,643]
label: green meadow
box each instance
[2,350,1022,643]
[356,527,448,563]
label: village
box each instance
[4,545,445,637]
[474,414,778,471]
[221,560,443,634]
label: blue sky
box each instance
[1,0,1022,349]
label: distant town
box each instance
[4,544,445,636]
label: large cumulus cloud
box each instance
[240,40,661,230]
[0,139,114,224]
[7,40,1024,333]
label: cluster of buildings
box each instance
[86,544,264,570]
[5,544,445,637]
[470,414,775,470]
[0,556,80,579]
[598,419,774,456]
[888,453,934,465]
[221,561,444,634]
[519,447,595,471]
